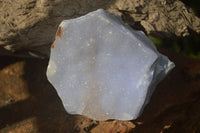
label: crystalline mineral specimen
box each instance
[47,9,175,121]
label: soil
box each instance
[0,49,200,133]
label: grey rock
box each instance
[47,9,175,120]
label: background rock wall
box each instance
[0,0,200,57]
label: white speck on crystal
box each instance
[46,60,56,77]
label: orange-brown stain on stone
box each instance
[56,26,62,38]
[51,43,55,49]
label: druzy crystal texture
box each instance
[47,9,175,121]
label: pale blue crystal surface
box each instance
[47,9,175,121]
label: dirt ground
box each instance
[0,49,200,133]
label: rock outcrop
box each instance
[0,0,200,57]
